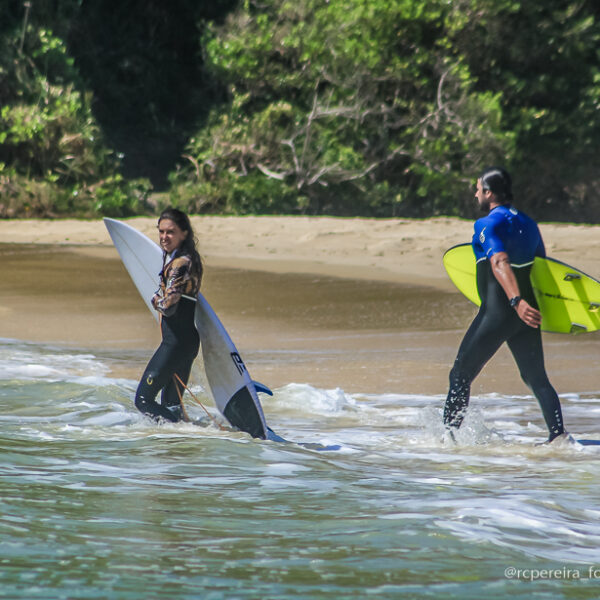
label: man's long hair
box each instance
[479,167,513,203]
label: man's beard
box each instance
[478,199,491,213]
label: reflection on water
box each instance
[203,268,475,332]
[0,244,480,394]
[0,243,475,335]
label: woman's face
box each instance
[158,218,188,254]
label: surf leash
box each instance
[172,373,192,423]
[173,372,226,431]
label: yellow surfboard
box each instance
[443,244,600,334]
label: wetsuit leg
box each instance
[160,354,196,419]
[135,341,193,423]
[444,312,505,428]
[506,328,564,440]
[443,308,520,429]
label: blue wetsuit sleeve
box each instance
[473,216,505,259]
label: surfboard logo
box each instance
[231,352,247,375]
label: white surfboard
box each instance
[103,217,270,439]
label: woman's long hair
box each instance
[158,208,203,284]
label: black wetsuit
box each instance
[135,251,200,423]
[443,205,564,440]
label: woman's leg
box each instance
[135,342,181,422]
[160,355,196,421]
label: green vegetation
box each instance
[1,0,599,221]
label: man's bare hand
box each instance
[516,299,542,328]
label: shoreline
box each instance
[2,216,599,394]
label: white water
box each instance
[1,339,600,599]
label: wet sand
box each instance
[2,236,599,395]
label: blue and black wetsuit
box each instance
[135,251,201,423]
[443,205,565,440]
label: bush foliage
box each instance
[1,0,599,221]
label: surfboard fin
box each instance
[569,323,587,334]
[223,388,267,439]
[253,381,273,396]
[266,427,288,443]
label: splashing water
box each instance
[1,339,600,599]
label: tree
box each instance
[172,0,514,216]
[446,0,600,221]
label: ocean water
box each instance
[2,338,600,599]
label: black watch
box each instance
[509,295,521,308]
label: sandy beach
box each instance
[2,215,599,287]
[1,215,599,394]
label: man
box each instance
[443,167,568,443]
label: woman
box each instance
[135,208,203,422]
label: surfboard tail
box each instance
[194,294,270,438]
[223,386,267,439]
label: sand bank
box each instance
[1,215,598,289]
